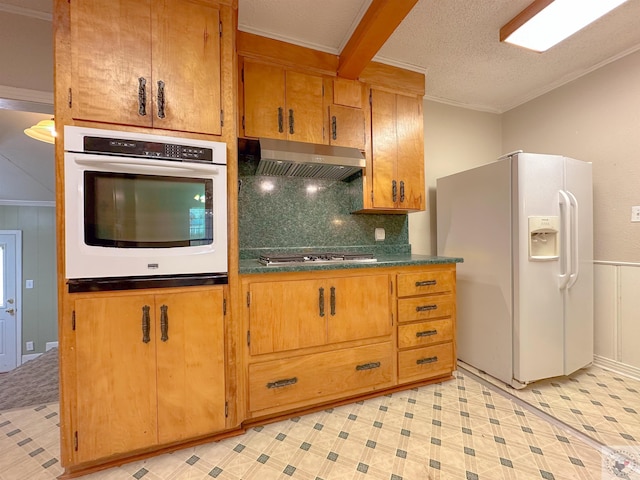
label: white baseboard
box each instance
[593,354,640,381]
[21,353,42,364]
[45,341,58,351]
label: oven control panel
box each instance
[84,136,213,163]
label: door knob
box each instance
[5,309,15,315]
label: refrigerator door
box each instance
[437,159,514,385]
[513,153,565,384]
[563,157,594,374]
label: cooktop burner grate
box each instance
[258,252,376,266]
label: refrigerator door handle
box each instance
[558,190,571,290]
[566,190,579,289]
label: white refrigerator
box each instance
[436,152,593,388]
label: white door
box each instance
[563,157,594,374]
[0,232,21,373]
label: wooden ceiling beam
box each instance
[338,0,419,79]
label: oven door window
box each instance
[84,172,214,248]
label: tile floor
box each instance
[0,368,638,480]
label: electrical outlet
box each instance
[632,206,640,222]
[375,227,385,241]
[26,341,34,351]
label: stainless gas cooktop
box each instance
[258,252,376,266]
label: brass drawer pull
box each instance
[267,377,298,389]
[416,329,437,337]
[356,361,381,371]
[416,304,438,312]
[160,304,169,342]
[278,107,284,133]
[330,286,336,316]
[415,280,436,287]
[141,305,151,343]
[417,356,438,365]
[319,287,325,317]
[138,77,147,116]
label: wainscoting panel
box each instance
[593,262,640,380]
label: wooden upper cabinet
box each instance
[70,0,221,135]
[370,88,425,211]
[243,59,324,144]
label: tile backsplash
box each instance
[238,161,410,258]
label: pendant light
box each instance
[24,118,56,144]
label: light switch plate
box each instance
[375,227,385,241]
[632,206,640,222]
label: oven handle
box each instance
[72,156,224,175]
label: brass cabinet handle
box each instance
[278,107,284,133]
[289,108,294,134]
[157,80,166,119]
[416,329,438,337]
[138,77,147,116]
[267,377,298,389]
[417,356,438,365]
[160,304,168,342]
[416,304,438,312]
[400,180,405,203]
[415,280,437,287]
[330,286,336,316]
[141,305,151,343]
[392,180,397,203]
[356,361,381,371]
[331,115,337,140]
[319,287,325,317]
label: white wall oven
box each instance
[64,126,227,292]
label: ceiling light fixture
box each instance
[24,118,56,144]
[500,0,629,52]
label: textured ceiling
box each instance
[239,0,640,113]
[3,0,640,202]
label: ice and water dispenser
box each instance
[528,216,559,260]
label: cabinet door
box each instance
[249,280,327,355]
[71,0,153,127]
[243,61,286,139]
[155,289,226,443]
[329,105,365,149]
[370,88,398,209]
[74,294,158,463]
[285,70,325,144]
[152,0,221,135]
[327,275,391,343]
[396,94,425,210]
[370,89,425,211]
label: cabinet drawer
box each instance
[397,294,453,323]
[397,270,454,297]
[249,343,393,414]
[398,343,454,383]
[398,318,453,349]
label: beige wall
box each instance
[409,100,502,255]
[0,205,57,354]
[0,11,53,92]
[502,49,640,263]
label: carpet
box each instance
[0,347,58,411]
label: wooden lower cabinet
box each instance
[72,286,226,464]
[396,265,457,385]
[249,342,394,415]
[242,264,457,420]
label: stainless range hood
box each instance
[239,137,365,181]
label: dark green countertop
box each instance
[239,254,463,275]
